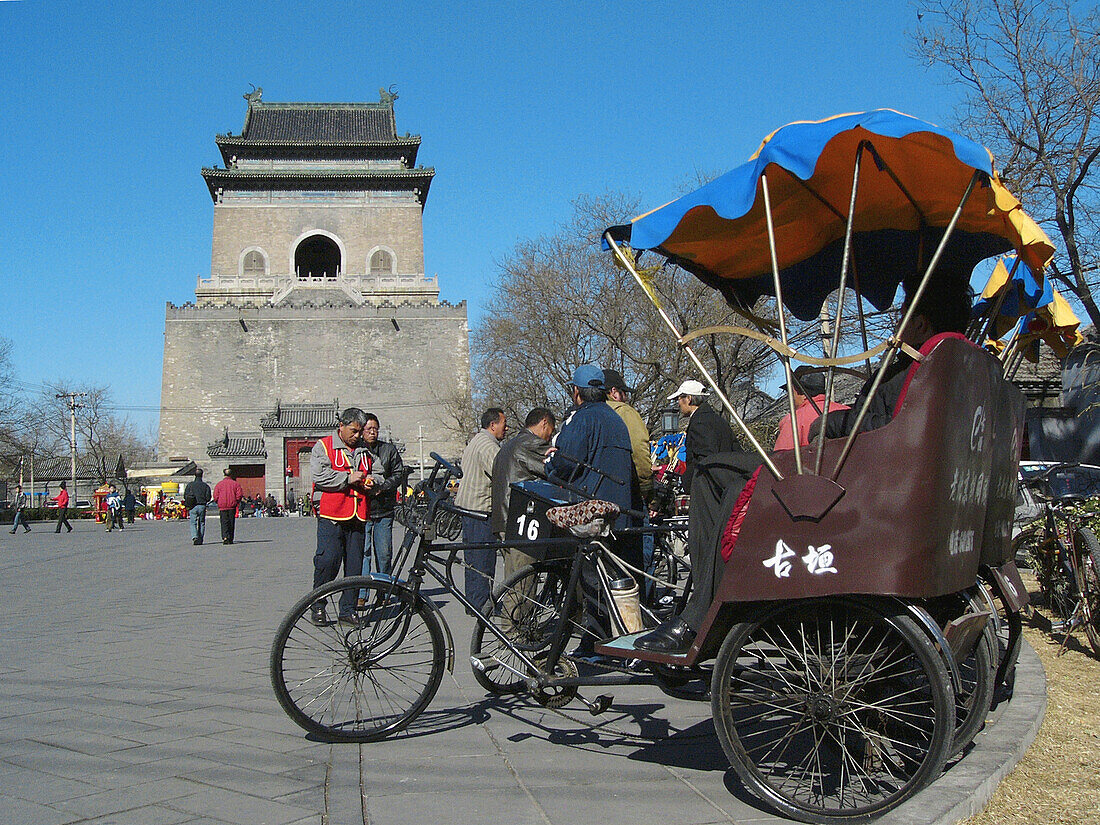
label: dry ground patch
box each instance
[962,573,1100,824]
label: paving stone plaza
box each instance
[0,517,1044,825]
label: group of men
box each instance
[450,366,734,638]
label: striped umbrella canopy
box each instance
[608,110,1054,321]
[972,255,1048,339]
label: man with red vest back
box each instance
[308,407,375,626]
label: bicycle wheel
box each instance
[1073,527,1100,657]
[711,598,954,824]
[271,577,445,742]
[470,560,572,694]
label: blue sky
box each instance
[0,0,966,433]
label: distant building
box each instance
[159,89,470,501]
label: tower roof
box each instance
[241,101,397,143]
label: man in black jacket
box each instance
[490,408,555,568]
[183,470,212,546]
[363,414,409,576]
[674,380,736,489]
[637,379,754,653]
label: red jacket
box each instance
[213,477,245,511]
[56,489,69,508]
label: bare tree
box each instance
[38,383,155,481]
[913,0,1100,325]
[472,193,791,431]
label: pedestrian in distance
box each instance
[105,485,123,532]
[183,469,213,545]
[123,487,137,524]
[9,485,30,533]
[54,481,73,533]
[212,468,244,545]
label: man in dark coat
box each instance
[183,470,212,545]
[362,413,409,576]
[491,408,556,538]
[546,365,640,568]
[636,378,753,653]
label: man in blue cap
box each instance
[546,364,641,569]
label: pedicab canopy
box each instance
[972,255,1047,340]
[606,109,1054,320]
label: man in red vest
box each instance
[308,407,375,625]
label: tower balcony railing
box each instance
[195,272,439,305]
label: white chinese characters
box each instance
[763,540,797,578]
[802,544,837,575]
[764,540,839,578]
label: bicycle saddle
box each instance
[546,500,620,537]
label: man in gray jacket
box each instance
[454,408,507,610]
[490,408,555,574]
[362,413,408,576]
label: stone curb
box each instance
[890,638,1047,825]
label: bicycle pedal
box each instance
[588,695,613,715]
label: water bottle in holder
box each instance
[608,577,643,634]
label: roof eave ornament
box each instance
[244,85,263,105]
[379,85,398,105]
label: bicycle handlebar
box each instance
[430,452,462,479]
[439,500,489,521]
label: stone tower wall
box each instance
[210,200,425,277]
[159,302,470,484]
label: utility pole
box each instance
[418,425,425,481]
[57,392,86,500]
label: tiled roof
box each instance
[33,455,124,482]
[207,432,267,458]
[261,403,339,432]
[242,103,397,143]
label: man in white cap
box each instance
[636,377,743,654]
[669,379,735,492]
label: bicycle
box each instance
[271,453,698,741]
[1013,463,1100,657]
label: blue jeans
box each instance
[11,511,28,532]
[189,506,206,542]
[314,516,366,617]
[366,516,394,575]
[462,515,496,612]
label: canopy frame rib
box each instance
[761,172,804,475]
[603,231,783,481]
[815,142,866,476]
[830,168,984,482]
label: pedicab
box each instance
[270,109,1051,824]
[599,108,1052,821]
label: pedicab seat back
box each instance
[716,336,1019,605]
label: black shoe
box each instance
[635,618,696,654]
[338,614,363,627]
[309,606,328,626]
[193,538,202,545]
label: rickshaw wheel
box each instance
[470,561,571,694]
[710,598,954,823]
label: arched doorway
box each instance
[295,234,341,279]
